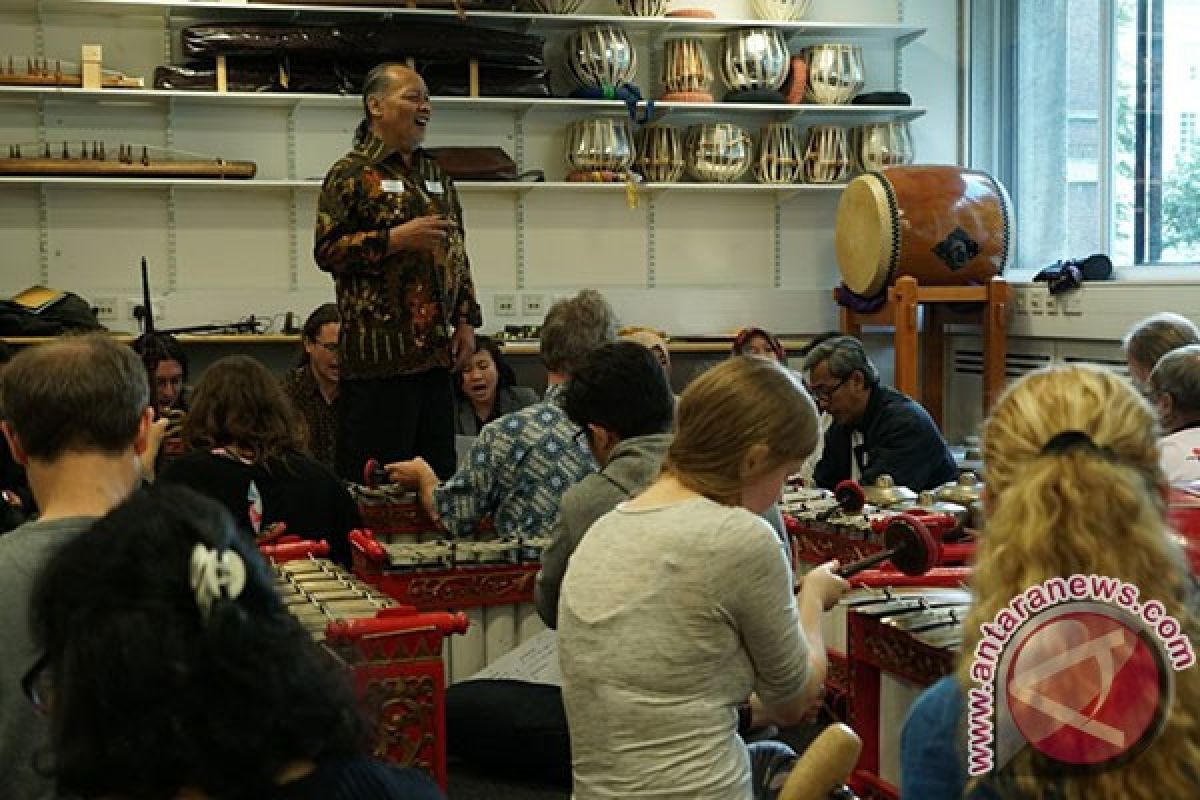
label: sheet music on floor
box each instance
[469,629,561,686]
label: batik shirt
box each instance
[280,366,337,470]
[433,384,596,539]
[314,131,483,380]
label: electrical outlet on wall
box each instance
[1028,291,1044,316]
[494,294,517,317]
[522,293,544,317]
[125,296,165,324]
[91,295,119,322]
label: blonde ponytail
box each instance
[957,364,1200,799]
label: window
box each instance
[975,0,1200,269]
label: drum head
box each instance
[836,173,894,297]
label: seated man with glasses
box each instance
[802,335,957,492]
[281,303,341,470]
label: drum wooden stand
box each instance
[837,275,1010,427]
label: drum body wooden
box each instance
[660,37,713,100]
[566,117,635,172]
[754,122,801,184]
[751,0,812,21]
[686,122,752,183]
[720,28,788,93]
[805,43,864,104]
[637,123,685,182]
[802,124,850,184]
[520,0,584,13]
[851,121,914,172]
[835,165,1013,298]
[565,25,637,90]
[617,0,668,16]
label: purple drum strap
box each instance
[835,283,888,312]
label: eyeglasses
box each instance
[806,376,848,403]
[574,427,592,449]
[21,654,53,716]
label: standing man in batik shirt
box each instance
[315,62,482,482]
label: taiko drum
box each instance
[835,165,1013,298]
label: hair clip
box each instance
[189,543,247,620]
[1040,430,1114,460]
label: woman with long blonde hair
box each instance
[902,364,1200,798]
[557,356,848,799]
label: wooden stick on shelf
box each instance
[0,54,144,89]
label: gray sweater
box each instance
[0,515,97,800]
[535,433,672,628]
[559,497,809,799]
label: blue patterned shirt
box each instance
[434,383,596,538]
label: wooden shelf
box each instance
[0,88,926,125]
[0,333,300,344]
[0,176,849,197]
[1,333,815,353]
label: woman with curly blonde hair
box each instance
[902,364,1200,799]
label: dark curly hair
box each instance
[183,355,306,464]
[30,485,365,800]
[564,342,673,440]
[131,332,189,407]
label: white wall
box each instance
[0,0,964,338]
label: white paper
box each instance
[469,629,561,686]
[382,180,405,193]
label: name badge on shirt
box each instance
[382,180,405,194]
[424,179,445,195]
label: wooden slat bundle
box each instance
[0,56,144,89]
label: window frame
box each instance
[972,0,1200,273]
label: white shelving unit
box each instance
[0,0,934,331]
[0,175,850,197]
[0,86,926,120]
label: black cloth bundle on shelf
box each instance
[154,57,551,97]
[181,20,545,67]
[852,91,912,106]
[155,58,361,94]
[282,0,514,8]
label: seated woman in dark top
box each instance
[159,355,361,567]
[454,336,538,436]
[131,332,191,475]
[27,486,443,800]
